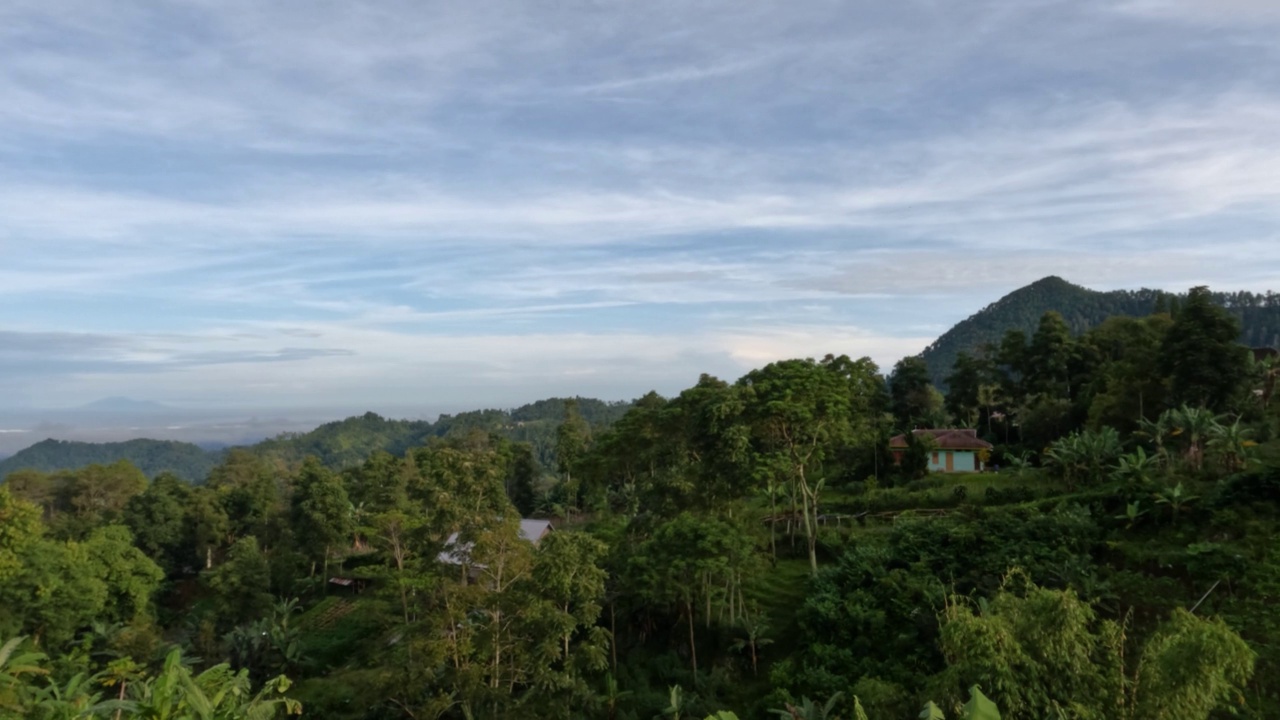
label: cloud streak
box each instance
[1,0,1278,410]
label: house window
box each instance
[931,451,939,464]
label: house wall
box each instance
[951,451,977,472]
[927,450,979,473]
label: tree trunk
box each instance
[610,601,618,673]
[799,479,817,573]
[686,601,698,681]
[768,493,777,563]
[321,546,330,594]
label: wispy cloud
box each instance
[1,0,1278,410]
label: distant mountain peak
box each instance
[919,278,1280,389]
[1030,274,1070,285]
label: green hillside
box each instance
[0,438,221,483]
[921,276,1280,388]
[0,397,633,483]
[249,397,631,471]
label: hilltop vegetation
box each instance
[919,276,1280,388]
[0,397,632,484]
[1,284,1277,719]
[0,438,222,483]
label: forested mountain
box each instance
[920,276,1280,387]
[0,438,221,483]
[0,397,632,483]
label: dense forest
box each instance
[920,276,1280,388]
[2,285,1279,719]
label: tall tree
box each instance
[204,536,273,630]
[82,525,164,624]
[1023,311,1075,399]
[208,450,283,543]
[507,442,539,516]
[122,473,192,575]
[288,458,352,582]
[1160,286,1250,411]
[740,358,861,573]
[945,352,995,428]
[889,357,942,431]
[556,399,592,510]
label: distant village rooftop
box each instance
[438,518,553,566]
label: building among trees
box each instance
[889,428,993,472]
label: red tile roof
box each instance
[888,428,993,450]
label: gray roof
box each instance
[438,518,554,565]
[519,518,552,543]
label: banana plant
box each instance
[1164,405,1222,472]
[1154,482,1199,525]
[1207,418,1256,473]
[1111,446,1158,486]
[0,636,49,715]
[1116,500,1148,529]
[769,691,844,720]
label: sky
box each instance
[3,0,1280,412]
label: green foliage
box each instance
[961,686,1000,720]
[0,640,301,719]
[5,334,1280,720]
[289,458,352,573]
[918,700,946,719]
[123,472,193,573]
[939,580,1254,720]
[769,691,843,719]
[890,357,944,431]
[1161,286,1251,412]
[1044,427,1122,489]
[205,536,274,629]
[82,525,164,623]
[1135,609,1256,720]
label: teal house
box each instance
[889,428,992,473]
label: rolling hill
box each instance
[0,438,222,483]
[0,396,633,483]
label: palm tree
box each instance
[977,384,1001,438]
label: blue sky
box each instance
[3,0,1280,411]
